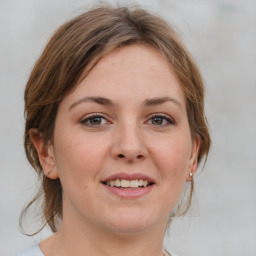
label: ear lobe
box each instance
[186,135,201,181]
[29,128,59,179]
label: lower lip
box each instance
[102,184,155,199]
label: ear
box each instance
[29,128,59,179]
[186,135,201,181]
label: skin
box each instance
[31,44,200,256]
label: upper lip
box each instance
[102,172,155,184]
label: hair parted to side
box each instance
[22,6,211,235]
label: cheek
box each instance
[153,136,191,172]
[53,134,107,211]
[149,134,192,196]
[53,132,107,183]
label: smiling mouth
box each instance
[102,179,154,189]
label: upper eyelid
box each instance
[147,113,170,117]
[80,112,110,121]
[147,113,174,120]
[146,113,176,124]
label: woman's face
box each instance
[50,44,199,234]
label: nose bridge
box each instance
[111,117,147,161]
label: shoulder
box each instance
[15,244,44,256]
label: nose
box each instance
[110,124,148,163]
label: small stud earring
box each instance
[189,172,193,178]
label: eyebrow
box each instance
[69,96,114,110]
[69,96,182,110]
[143,96,182,110]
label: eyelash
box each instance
[146,114,175,127]
[80,113,110,127]
[80,113,175,127]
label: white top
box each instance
[164,249,178,256]
[15,244,43,256]
[16,244,177,256]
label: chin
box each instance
[102,209,162,235]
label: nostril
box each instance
[117,154,144,160]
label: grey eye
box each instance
[147,114,174,126]
[81,115,108,126]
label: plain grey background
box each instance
[0,0,255,255]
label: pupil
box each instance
[153,117,163,125]
[90,117,101,125]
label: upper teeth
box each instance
[106,179,149,188]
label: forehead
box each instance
[62,44,186,108]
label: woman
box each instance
[17,6,210,256]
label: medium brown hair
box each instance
[22,6,211,234]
